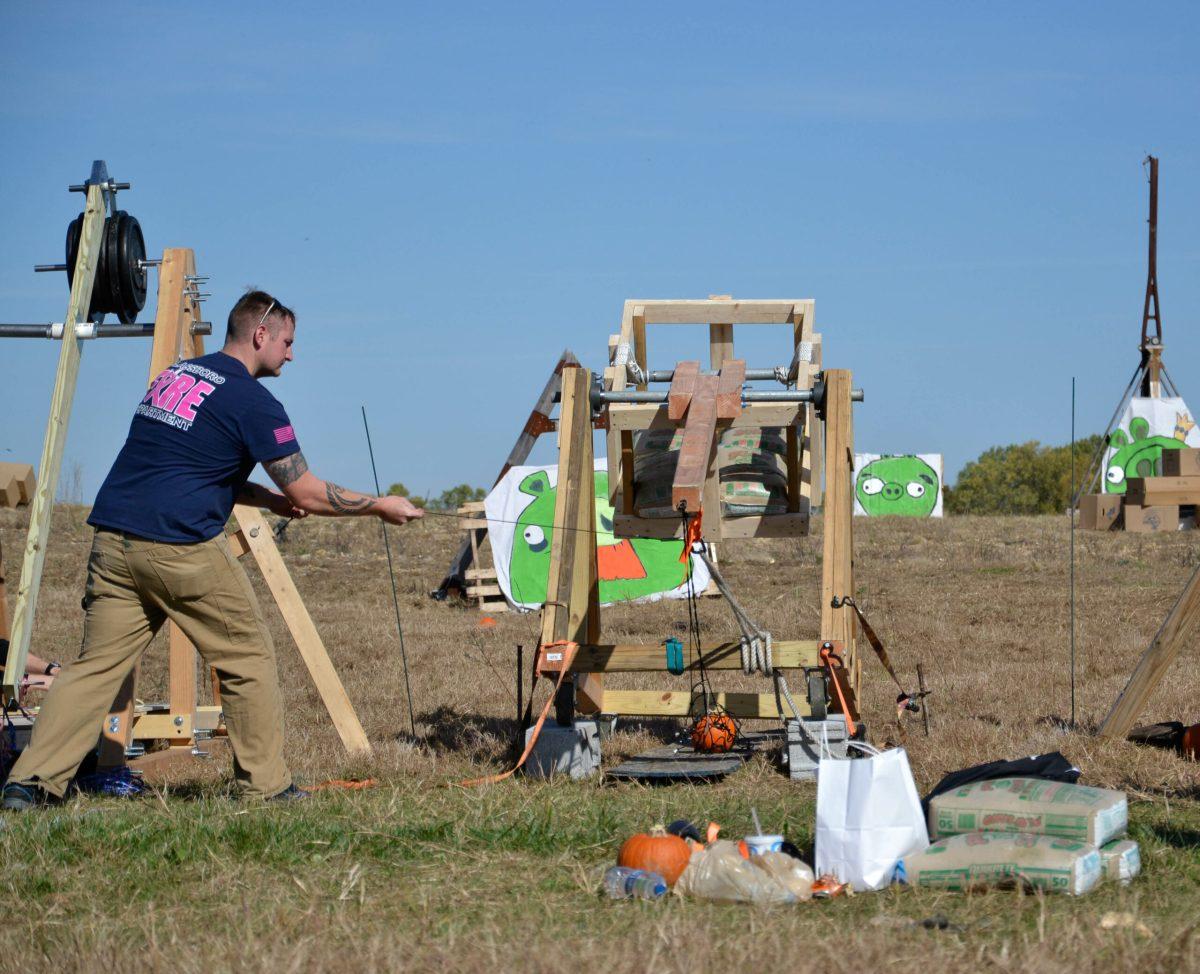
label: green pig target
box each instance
[508,469,691,605]
[855,456,939,517]
[1104,417,1184,494]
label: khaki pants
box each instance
[7,528,291,799]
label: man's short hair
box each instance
[226,290,296,342]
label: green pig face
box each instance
[855,456,939,517]
[508,470,691,605]
[1105,417,1183,494]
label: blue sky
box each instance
[1,2,1197,502]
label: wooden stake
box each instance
[820,370,857,690]
[539,366,602,716]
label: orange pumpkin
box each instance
[618,825,692,886]
[690,712,737,753]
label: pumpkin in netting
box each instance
[690,712,737,753]
[618,825,692,886]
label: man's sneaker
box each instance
[1,782,61,811]
[266,784,310,802]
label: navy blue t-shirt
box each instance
[89,351,301,543]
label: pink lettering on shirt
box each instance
[145,369,177,407]
[174,380,215,421]
[158,374,196,411]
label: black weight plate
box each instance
[115,211,147,322]
[98,212,124,320]
[64,213,84,290]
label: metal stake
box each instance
[361,405,417,738]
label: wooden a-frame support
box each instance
[3,212,370,758]
[543,362,859,724]
[1097,560,1200,740]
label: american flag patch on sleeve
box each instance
[274,425,296,444]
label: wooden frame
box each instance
[603,298,821,541]
[548,345,860,726]
[2,220,371,758]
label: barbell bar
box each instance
[0,321,212,340]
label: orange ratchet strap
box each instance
[680,507,704,563]
[458,640,579,787]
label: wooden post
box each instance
[820,370,857,690]
[232,504,372,754]
[539,366,602,717]
[1098,561,1200,739]
[3,183,106,704]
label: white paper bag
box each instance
[815,743,929,891]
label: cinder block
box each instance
[784,716,850,780]
[524,720,600,780]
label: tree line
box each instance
[944,435,1105,515]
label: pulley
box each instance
[65,209,147,324]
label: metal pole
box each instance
[647,367,789,382]
[1071,376,1077,729]
[0,322,212,339]
[586,387,864,405]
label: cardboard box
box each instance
[1123,504,1179,533]
[1078,494,1121,531]
[1126,476,1200,507]
[1162,448,1200,478]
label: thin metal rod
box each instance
[0,322,212,339]
[647,367,786,382]
[1070,376,1077,730]
[587,387,863,405]
[362,405,417,738]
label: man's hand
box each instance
[375,495,424,525]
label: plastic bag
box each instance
[675,840,814,904]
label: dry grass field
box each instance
[3,503,1200,973]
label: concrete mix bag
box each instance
[901,832,1103,895]
[929,778,1127,846]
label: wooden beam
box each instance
[601,689,811,719]
[628,300,803,324]
[3,183,106,704]
[0,463,36,506]
[573,640,820,673]
[232,504,372,754]
[607,400,803,432]
[672,374,719,513]
[668,360,700,420]
[820,370,857,688]
[715,360,745,419]
[1098,561,1200,739]
[539,366,603,714]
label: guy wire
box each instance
[361,406,417,738]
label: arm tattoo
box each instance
[325,481,376,514]
[264,451,309,488]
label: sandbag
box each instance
[929,778,1127,847]
[675,840,813,904]
[901,832,1103,895]
[1100,839,1141,885]
[921,751,1080,815]
[631,427,790,519]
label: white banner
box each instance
[484,460,711,611]
[1103,396,1200,494]
[852,454,943,517]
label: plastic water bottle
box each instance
[602,866,668,899]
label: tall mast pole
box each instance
[1140,155,1163,398]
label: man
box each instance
[2,291,421,809]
